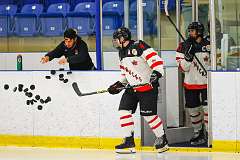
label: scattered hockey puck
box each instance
[63,79,68,83]
[50,70,56,75]
[45,76,51,79]
[35,95,40,100]
[59,68,64,71]
[59,74,64,78]
[18,84,23,92]
[67,71,72,75]
[37,105,43,110]
[40,99,44,104]
[25,92,33,98]
[30,85,35,90]
[24,88,29,92]
[45,96,51,103]
[26,100,30,105]
[13,87,17,92]
[59,77,64,81]
[4,84,9,90]
[29,100,34,105]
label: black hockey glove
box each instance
[184,39,196,62]
[107,81,125,95]
[150,70,162,84]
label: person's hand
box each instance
[40,56,49,64]
[150,70,162,84]
[58,57,68,65]
[107,81,125,95]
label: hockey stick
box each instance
[72,82,150,97]
[164,0,207,76]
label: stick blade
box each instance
[72,82,82,96]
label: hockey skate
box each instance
[115,132,136,154]
[154,134,169,153]
[190,129,206,145]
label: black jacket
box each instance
[46,36,95,70]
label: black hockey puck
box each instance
[45,76,51,79]
[59,68,64,71]
[59,77,64,81]
[26,100,30,105]
[35,95,40,100]
[29,100,34,105]
[18,84,23,92]
[59,74,64,78]
[63,79,68,83]
[28,92,33,98]
[4,84,9,90]
[37,105,43,110]
[13,87,17,92]
[24,88,29,92]
[67,71,72,75]
[45,96,51,103]
[40,99,44,104]
[50,70,56,75]
[30,85,35,90]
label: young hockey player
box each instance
[176,22,211,145]
[108,27,168,153]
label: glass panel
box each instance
[214,0,240,70]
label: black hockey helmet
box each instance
[64,28,77,39]
[113,27,131,41]
[188,21,204,37]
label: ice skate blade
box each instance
[115,148,136,154]
[157,145,169,153]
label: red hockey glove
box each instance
[108,81,125,95]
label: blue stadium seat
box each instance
[39,3,70,36]
[129,0,157,35]
[14,4,43,36]
[45,0,67,10]
[0,0,14,5]
[0,4,17,36]
[66,2,95,36]
[102,1,124,36]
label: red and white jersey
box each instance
[119,40,164,92]
[176,38,210,90]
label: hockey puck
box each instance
[59,68,64,71]
[13,87,17,92]
[18,84,23,92]
[26,100,30,105]
[37,105,43,110]
[40,99,45,104]
[4,84,9,90]
[30,85,35,90]
[23,88,29,92]
[50,70,56,75]
[35,95,40,100]
[29,100,34,105]
[63,79,68,83]
[59,74,64,78]
[67,71,72,75]
[45,96,51,103]
[59,77,64,81]
[45,76,51,79]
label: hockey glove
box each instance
[108,81,125,95]
[150,70,162,84]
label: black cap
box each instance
[64,28,77,39]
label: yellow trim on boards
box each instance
[0,135,239,153]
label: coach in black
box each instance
[41,28,96,70]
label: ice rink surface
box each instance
[0,147,240,160]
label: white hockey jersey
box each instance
[176,38,210,90]
[119,40,164,92]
